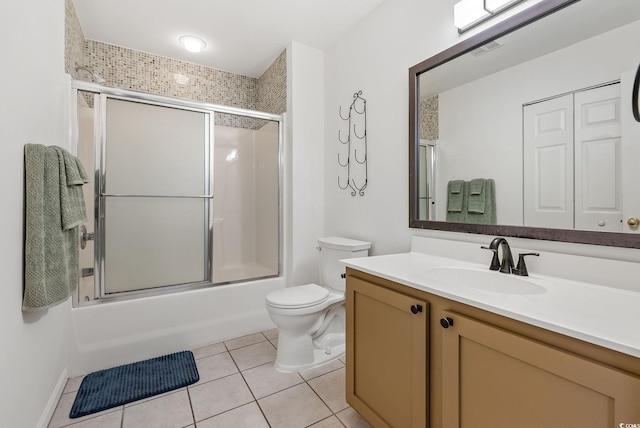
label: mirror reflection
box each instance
[416,0,640,234]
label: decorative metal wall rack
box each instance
[338,90,368,196]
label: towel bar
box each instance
[80,225,94,249]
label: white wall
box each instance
[287,42,325,285]
[0,1,72,426]
[324,0,455,255]
[324,0,640,264]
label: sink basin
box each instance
[424,267,545,295]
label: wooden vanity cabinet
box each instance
[346,268,640,428]
[442,311,640,428]
[346,275,429,428]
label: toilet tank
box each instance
[318,237,371,292]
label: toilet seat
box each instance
[266,284,329,309]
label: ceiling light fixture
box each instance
[179,35,206,53]
[454,0,526,33]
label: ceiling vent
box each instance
[470,39,504,57]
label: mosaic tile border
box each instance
[65,0,286,130]
[420,95,439,141]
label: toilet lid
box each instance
[267,284,330,308]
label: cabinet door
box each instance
[346,277,428,428]
[441,311,640,428]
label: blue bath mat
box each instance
[69,351,199,418]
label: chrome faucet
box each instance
[481,237,513,274]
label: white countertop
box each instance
[343,251,640,358]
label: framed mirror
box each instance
[409,0,640,248]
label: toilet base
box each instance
[274,334,345,372]
[267,289,347,372]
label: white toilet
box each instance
[266,236,371,372]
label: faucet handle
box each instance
[481,246,500,271]
[512,252,540,276]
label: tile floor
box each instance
[48,329,372,428]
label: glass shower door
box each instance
[211,113,280,284]
[98,96,212,296]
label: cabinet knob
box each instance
[440,317,454,328]
[410,304,423,314]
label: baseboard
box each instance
[37,367,69,428]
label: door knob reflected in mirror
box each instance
[627,218,640,229]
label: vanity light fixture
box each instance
[454,0,491,32]
[484,0,521,13]
[179,35,206,53]
[454,0,526,33]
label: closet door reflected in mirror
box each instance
[523,83,623,232]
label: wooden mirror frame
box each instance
[408,0,640,249]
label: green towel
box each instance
[447,180,464,212]
[51,146,89,229]
[466,179,496,225]
[446,180,467,223]
[23,144,89,311]
[467,178,485,214]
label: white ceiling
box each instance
[72,0,385,78]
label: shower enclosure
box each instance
[418,140,436,221]
[73,81,282,303]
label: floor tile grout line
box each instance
[234,343,280,427]
[63,406,124,428]
[193,349,227,361]
[192,329,276,360]
[189,369,238,389]
[299,363,345,382]
[234,346,277,424]
[119,405,125,428]
[303,366,351,425]
[303,376,335,417]
[237,368,273,427]
[185,383,197,427]
[189,345,261,425]
[232,360,346,402]
[238,358,302,426]
[52,395,123,428]
[222,332,270,352]
[305,414,348,428]
[192,400,270,427]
